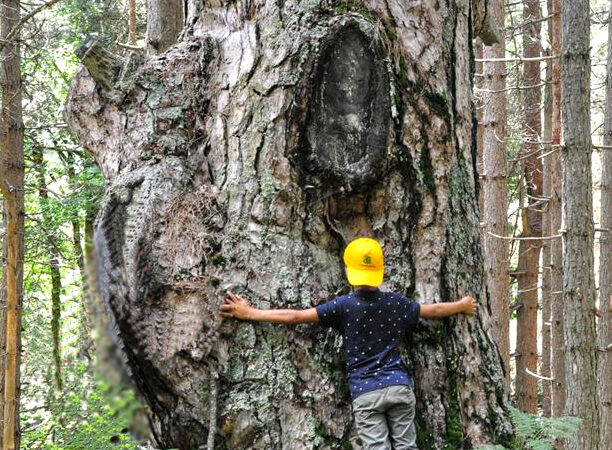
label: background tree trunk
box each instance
[550,0,566,418]
[0,203,6,447]
[129,0,137,45]
[64,2,512,448]
[32,147,63,391]
[541,44,553,418]
[481,0,510,387]
[0,0,25,447]
[62,153,94,358]
[146,0,183,54]
[476,41,484,220]
[515,0,542,414]
[561,0,600,448]
[598,0,612,445]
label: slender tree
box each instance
[61,153,92,355]
[482,0,510,383]
[561,0,599,448]
[129,0,137,44]
[0,203,7,444]
[598,0,612,444]
[476,41,484,220]
[32,147,63,390]
[0,0,24,447]
[541,43,553,418]
[146,0,183,54]
[550,0,565,417]
[515,0,543,413]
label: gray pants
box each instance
[352,384,418,450]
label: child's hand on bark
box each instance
[220,291,253,320]
[459,296,477,315]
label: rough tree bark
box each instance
[0,0,24,448]
[598,0,612,445]
[561,1,600,448]
[64,2,512,449]
[515,0,542,414]
[550,0,565,418]
[480,0,510,388]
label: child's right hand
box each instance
[459,296,477,315]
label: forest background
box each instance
[0,0,611,449]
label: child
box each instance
[219,237,477,450]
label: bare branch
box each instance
[487,231,562,241]
[525,368,554,381]
[475,81,549,94]
[475,54,559,63]
[116,41,144,52]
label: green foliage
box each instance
[474,406,582,450]
[22,367,141,450]
[11,1,144,449]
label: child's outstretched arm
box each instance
[420,296,477,319]
[219,291,319,324]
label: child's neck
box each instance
[354,285,378,291]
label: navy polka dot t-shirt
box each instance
[316,288,420,400]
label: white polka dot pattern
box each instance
[315,289,420,399]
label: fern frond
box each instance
[526,438,554,450]
[509,406,538,437]
[540,415,582,440]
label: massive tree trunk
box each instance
[480,0,510,387]
[561,1,600,449]
[515,0,542,414]
[598,0,612,445]
[64,2,512,449]
[0,0,24,448]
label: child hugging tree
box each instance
[219,237,477,450]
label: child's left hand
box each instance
[220,291,254,320]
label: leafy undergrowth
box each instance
[21,362,142,450]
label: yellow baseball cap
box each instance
[343,238,384,287]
